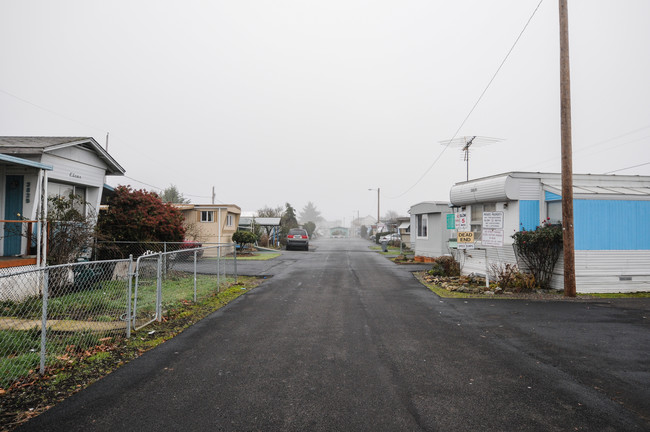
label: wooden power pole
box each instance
[559,0,576,297]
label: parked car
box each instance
[286,228,309,251]
[380,233,400,243]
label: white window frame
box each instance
[416,214,428,239]
[226,214,234,227]
[48,182,87,216]
[200,211,214,223]
[470,203,496,241]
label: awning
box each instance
[254,217,281,226]
[0,153,53,170]
[398,221,410,230]
[542,182,650,198]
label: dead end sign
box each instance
[457,231,474,243]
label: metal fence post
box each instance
[133,256,141,328]
[485,248,490,288]
[156,253,162,322]
[193,250,197,303]
[126,255,133,338]
[163,242,167,279]
[40,268,49,375]
[233,242,238,283]
[217,245,221,292]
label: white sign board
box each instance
[456,212,470,232]
[483,211,504,229]
[458,242,475,250]
[482,229,504,247]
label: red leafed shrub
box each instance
[98,185,186,243]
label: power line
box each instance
[390,0,545,199]
[604,161,650,174]
[0,87,107,133]
[120,175,217,201]
[520,124,650,170]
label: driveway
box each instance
[17,238,650,431]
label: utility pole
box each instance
[377,188,381,230]
[559,0,576,297]
[212,186,215,205]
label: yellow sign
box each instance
[457,231,475,243]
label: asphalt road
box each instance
[18,238,650,431]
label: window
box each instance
[416,214,428,238]
[48,182,87,215]
[201,211,214,222]
[470,203,496,240]
[226,214,234,226]
[547,201,562,224]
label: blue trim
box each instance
[0,153,53,170]
[545,191,561,201]
[519,200,540,231]
[574,200,650,250]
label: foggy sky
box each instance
[1,0,649,222]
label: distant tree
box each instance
[256,205,283,238]
[299,202,323,225]
[280,202,299,245]
[257,205,283,218]
[303,221,316,238]
[384,210,400,225]
[98,185,186,243]
[360,225,368,239]
[160,184,190,204]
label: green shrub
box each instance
[427,256,460,277]
[428,262,446,276]
[436,256,461,277]
[512,220,562,290]
[489,263,536,292]
[232,231,258,250]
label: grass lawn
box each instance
[0,274,263,392]
[1,275,265,429]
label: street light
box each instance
[368,188,380,233]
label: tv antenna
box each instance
[440,135,504,181]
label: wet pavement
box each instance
[17,238,650,431]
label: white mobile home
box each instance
[449,172,650,293]
[409,202,453,259]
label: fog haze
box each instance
[1,1,649,221]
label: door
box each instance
[4,175,24,256]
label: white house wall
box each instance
[411,203,453,258]
[41,152,106,189]
[551,251,650,293]
[415,213,451,257]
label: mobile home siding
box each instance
[519,200,540,231]
[545,191,561,201]
[551,250,650,293]
[574,200,650,250]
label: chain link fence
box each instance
[0,243,238,388]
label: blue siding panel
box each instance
[574,200,650,250]
[519,200,540,231]
[545,191,561,201]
